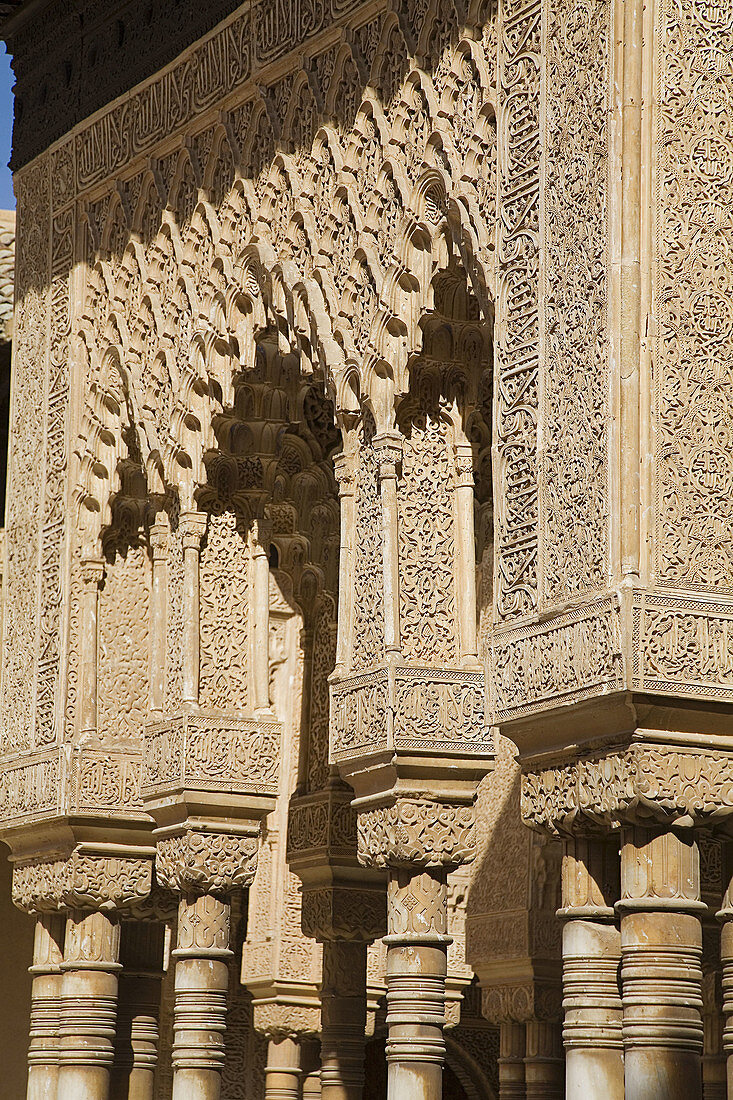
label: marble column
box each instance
[497,1022,525,1100]
[301,1039,321,1098]
[180,512,206,710]
[716,851,733,1098]
[27,912,65,1100]
[264,1037,301,1100]
[618,826,704,1100]
[56,909,122,1100]
[385,868,450,1100]
[320,941,367,1100]
[111,921,165,1100]
[523,1021,563,1100]
[171,893,231,1100]
[558,837,623,1100]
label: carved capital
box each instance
[301,885,386,942]
[333,451,357,495]
[13,849,153,914]
[481,981,564,1026]
[81,556,105,587]
[253,1002,321,1041]
[149,522,169,560]
[453,442,475,489]
[357,798,475,869]
[155,830,259,895]
[521,742,733,835]
[179,509,207,549]
[372,431,402,479]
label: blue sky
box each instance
[0,46,13,210]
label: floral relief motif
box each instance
[654,0,733,590]
[494,0,541,618]
[156,831,259,895]
[541,0,609,601]
[358,799,476,869]
[398,415,457,664]
[199,510,250,712]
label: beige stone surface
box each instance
[0,0,731,1096]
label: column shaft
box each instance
[180,513,205,709]
[559,837,623,1100]
[385,868,449,1100]
[523,1021,563,1100]
[27,912,65,1100]
[301,1038,322,1098]
[111,922,165,1100]
[264,1037,301,1100]
[56,909,122,1100]
[498,1022,525,1100]
[320,941,367,1100]
[619,827,704,1100]
[171,893,231,1100]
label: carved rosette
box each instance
[521,741,733,835]
[155,830,259,896]
[357,797,475,870]
[12,848,154,913]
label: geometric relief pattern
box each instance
[654,0,733,591]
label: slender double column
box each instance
[618,826,705,1100]
[320,941,368,1100]
[56,909,122,1100]
[27,912,66,1100]
[384,868,450,1100]
[523,1021,563,1100]
[558,837,623,1099]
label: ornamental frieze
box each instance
[330,667,489,764]
[491,599,623,723]
[142,713,281,799]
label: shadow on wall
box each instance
[0,843,33,1095]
